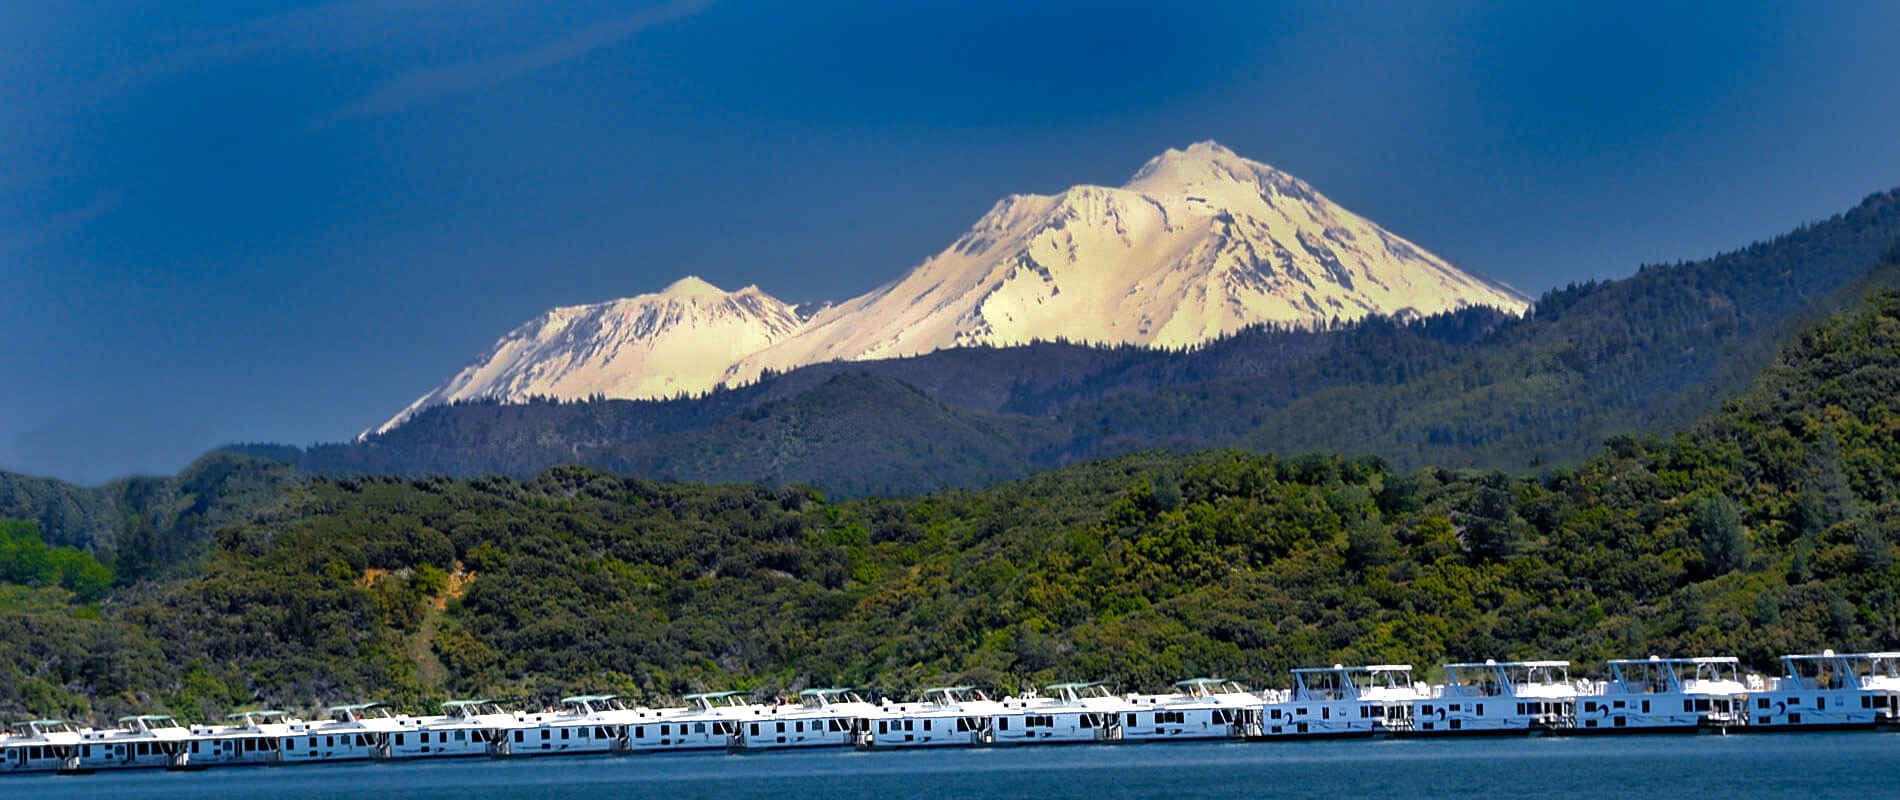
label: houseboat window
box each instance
[83,746,92,758]
[661,725,670,735]
[559,729,568,740]
[695,723,706,734]
[1476,704,1485,716]
[456,732,467,742]
[776,722,785,734]
[1818,698,1826,710]
[1127,713,1138,726]
[635,726,645,739]
[923,720,931,731]
[1790,713,1803,724]
[998,719,1008,731]
[1759,698,1770,709]
[137,743,150,756]
[326,736,335,747]
[396,734,405,746]
[540,730,550,740]
[1683,700,1693,713]
[878,721,888,735]
[1640,701,1649,713]
[1321,708,1329,720]
[751,724,761,736]
[515,731,525,743]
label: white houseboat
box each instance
[870,686,1006,748]
[505,695,628,757]
[74,715,193,771]
[1749,651,1900,730]
[277,703,417,763]
[992,683,1127,745]
[397,700,519,759]
[1578,657,1751,733]
[1121,679,1261,742]
[734,689,880,751]
[1258,666,1430,739]
[622,692,753,753]
[186,711,299,767]
[1412,660,1577,735]
[1,720,82,774]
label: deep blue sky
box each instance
[4,0,1900,484]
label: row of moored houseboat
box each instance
[7,650,1900,775]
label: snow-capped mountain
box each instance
[371,277,803,434]
[722,142,1526,385]
[371,142,1528,437]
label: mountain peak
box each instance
[662,275,726,299]
[1124,140,1291,196]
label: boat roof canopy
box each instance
[561,695,617,704]
[225,710,288,719]
[922,686,978,693]
[118,715,175,722]
[682,691,744,700]
[442,699,499,708]
[1607,656,1738,665]
[1044,681,1108,691]
[798,688,859,697]
[327,702,392,712]
[1444,660,1569,669]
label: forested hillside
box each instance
[8,289,1900,726]
[0,452,301,582]
[246,189,1900,495]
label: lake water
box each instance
[10,733,1900,799]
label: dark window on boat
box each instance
[540,730,550,740]
[776,722,785,734]
[561,729,570,740]
[1790,713,1803,724]
[326,737,335,748]
[923,720,932,731]
[1321,708,1330,720]
[1817,698,1826,710]
[661,725,670,736]
[1613,701,1624,709]
[1684,700,1693,713]
[1583,702,1596,713]
[878,721,888,735]
[1695,699,1711,712]
[750,724,760,736]
[998,719,1008,731]
[83,746,91,758]
[1127,713,1138,727]
[1641,701,1649,713]
[1759,698,1770,710]
[1418,706,1429,716]
[903,720,912,731]
[1758,716,1770,725]
[635,726,645,739]
[396,734,405,746]
[1864,697,1873,709]
[137,743,149,756]
[1449,720,1461,731]
[696,723,707,734]
[1614,717,1626,728]
[957,718,969,732]
[1079,715,1092,728]
[514,731,524,743]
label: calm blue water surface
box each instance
[10,734,1899,799]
